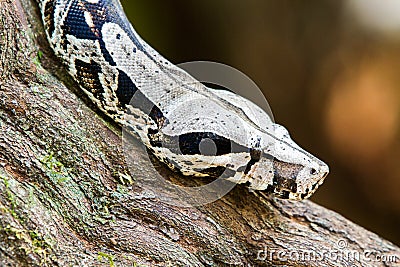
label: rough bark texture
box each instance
[0,0,399,266]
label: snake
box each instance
[37,0,329,200]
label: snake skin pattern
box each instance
[37,0,329,200]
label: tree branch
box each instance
[0,0,399,266]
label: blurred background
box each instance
[121,0,400,245]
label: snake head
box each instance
[245,124,329,200]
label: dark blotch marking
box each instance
[62,0,146,66]
[148,128,158,135]
[125,87,167,128]
[63,0,116,65]
[149,106,166,128]
[272,158,302,194]
[63,2,100,40]
[74,59,104,100]
[244,149,262,174]
[265,185,274,194]
[148,128,162,148]
[116,69,138,106]
[281,191,290,199]
[60,38,71,52]
[44,0,55,37]
[311,183,318,190]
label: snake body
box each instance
[37,0,329,200]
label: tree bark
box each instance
[0,0,399,266]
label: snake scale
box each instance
[37,0,329,200]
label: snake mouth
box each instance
[301,176,327,199]
[265,185,294,200]
[276,190,292,199]
[272,178,327,200]
[273,189,305,200]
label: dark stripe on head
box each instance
[177,132,249,156]
[148,131,250,157]
[74,59,104,100]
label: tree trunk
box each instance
[0,0,399,266]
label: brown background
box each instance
[121,0,400,245]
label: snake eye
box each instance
[310,168,317,175]
[199,138,217,156]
